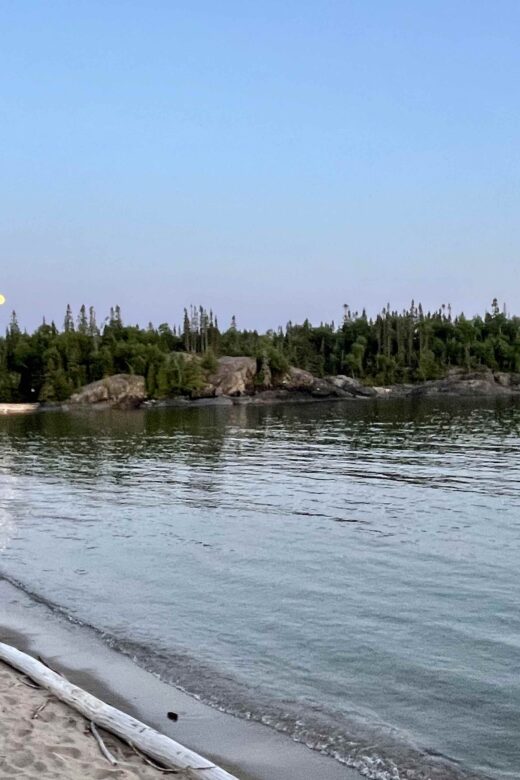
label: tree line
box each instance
[0,299,518,402]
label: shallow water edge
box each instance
[0,577,360,780]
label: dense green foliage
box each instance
[1,300,519,402]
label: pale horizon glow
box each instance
[1,1,519,333]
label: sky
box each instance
[1,0,519,333]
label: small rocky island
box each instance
[3,301,520,411]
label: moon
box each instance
[0,294,5,305]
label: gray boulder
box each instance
[327,375,377,397]
[69,374,147,409]
[280,368,376,398]
[208,356,257,396]
[280,367,317,391]
[409,374,512,398]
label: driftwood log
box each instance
[0,641,238,780]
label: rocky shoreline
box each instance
[44,359,520,411]
[5,358,519,414]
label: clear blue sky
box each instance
[1,1,519,332]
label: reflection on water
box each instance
[0,465,16,552]
[1,398,520,780]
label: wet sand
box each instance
[0,579,358,780]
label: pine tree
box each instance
[64,304,74,333]
[77,304,88,334]
[183,308,191,352]
[88,306,98,337]
[8,311,20,337]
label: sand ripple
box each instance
[0,660,194,779]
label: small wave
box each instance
[0,570,489,780]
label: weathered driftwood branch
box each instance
[19,676,41,689]
[90,721,118,765]
[0,642,238,780]
[32,697,50,719]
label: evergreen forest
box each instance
[0,300,518,402]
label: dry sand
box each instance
[0,660,194,779]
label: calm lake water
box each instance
[1,399,519,780]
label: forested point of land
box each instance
[0,300,518,403]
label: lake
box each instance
[1,398,519,780]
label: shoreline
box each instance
[6,367,520,415]
[0,578,359,780]
[9,386,520,416]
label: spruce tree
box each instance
[64,304,74,333]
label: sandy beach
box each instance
[0,659,195,779]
